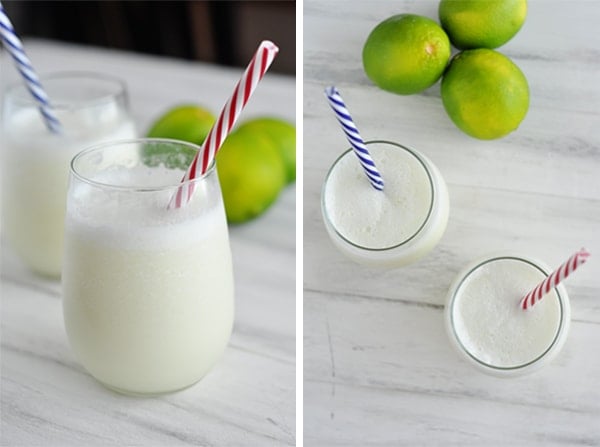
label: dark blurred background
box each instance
[2,0,295,75]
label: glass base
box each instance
[30,268,62,280]
[98,377,203,397]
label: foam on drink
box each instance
[321,141,449,267]
[447,255,570,374]
[324,144,432,248]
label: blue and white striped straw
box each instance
[324,86,384,191]
[0,1,61,133]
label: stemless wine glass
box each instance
[321,140,449,267]
[62,139,234,395]
[1,72,136,277]
[445,254,571,376]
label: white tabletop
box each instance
[1,39,295,446]
[304,1,600,445]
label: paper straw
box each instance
[0,1,61,133]
[520,248,590,310]
[168,40,279,209]
[324,86,384,191]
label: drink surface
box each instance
[451,257,562,368]
[323,143,432,249]
[1,107,136,276]
[62,165,234,394]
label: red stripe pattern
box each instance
[169,40,279,209]
[520,248,590,310]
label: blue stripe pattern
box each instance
[0,2,61,133]
[324,86,384,191]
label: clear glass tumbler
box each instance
[62,139,234,395]
[321,140,449,267]
[1,72,136,277]
[445,254,571,376]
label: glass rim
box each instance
[448,255,566,372]
[70,137,216,192]
[321,140,435,252]
[4,71,129,110]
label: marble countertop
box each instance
[304,1,600,445]
[1,39,295,446]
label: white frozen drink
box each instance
[446,254,571,376]
[1,73,136,276]
[62,140,234,395]
[321,140,449,267]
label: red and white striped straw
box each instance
[520,248,590,310]
[168,40,279,209]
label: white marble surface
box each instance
[1,40,295,446]
[304,1,600,445]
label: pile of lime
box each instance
[362,0,529,140]
[146,105,295,223]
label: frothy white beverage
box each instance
[322,141,449,267]
[447,256,570,374]
[62,164,234,395]
[1,107,136,276]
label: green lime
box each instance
[141,141,196,170]
[144,104,215,169]
[235,117,296,183]
[362,14,451,95]
[441,49,529,140]
[439,0,527,50]
[146,104,215,145]
[216,127,286,223]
